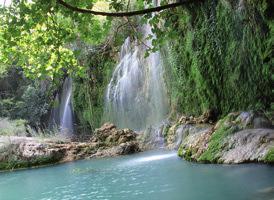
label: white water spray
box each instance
[60,77,74,135]
[49,77,74,136]
[104,24,168,131]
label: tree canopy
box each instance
[0,0,196,80]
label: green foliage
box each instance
[13,85,50,127]
[0,0,132,132]
[0,0,111,80]
[198,113,240,163]
[0,67,52,128]
[264,147,274,163]
[73,50,115,133]
[178,145,193,161]
[177,145,184,157]
[0,98,15,117]
[0,154,63,171]
[0,118,27,136]
[159,0,273,116]
[1,0,272,134]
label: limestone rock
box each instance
[93,123,137,147]
[0,123,140,171]
[177,111,274,164]
[220,129,274,163]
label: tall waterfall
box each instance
[50,77,74,135]
[104,24,168,131]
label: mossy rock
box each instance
[197,114,242,163]
[178,145,195,161]
[0,153,64,171]
[264,148,274,164]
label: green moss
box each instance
[264,148,274,163]
[163,0,273,116]
[197,125,228,163]
[184,148,193,161]
[198,115,240,163]
[0,155,63,171]
[162,125,170,139]
[0,160,29,171]
[178,145,194,161]
[177,145,184,157]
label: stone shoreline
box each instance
[0,111,273,172]
[0,123,140,171]
[164,111,274,164]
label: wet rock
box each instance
[93,123,138,147]
[90,141,140,158]
[118,142,139,154]
[166,122,213,150]
[165,123,179,149]
[137,120,170,150]
[253,117,272,129]
[177,111,274,164]
[220,129,274,163]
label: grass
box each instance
[0,118,27,136]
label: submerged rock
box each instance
[0,123,140,171]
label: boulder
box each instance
[93,123,137,146]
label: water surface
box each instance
[1,150,274,200]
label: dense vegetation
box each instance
[73,47,115,132]
[161,0,273,116]
[0,0,273,133]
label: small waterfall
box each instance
[104,24,168,131]
[49,77,74,135]
[60,77,74,135]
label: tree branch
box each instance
[57,0,197,17]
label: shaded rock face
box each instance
[90,123,140,157]
[137,120,170,150]
[0,123,140,171]
[168,111,274,164]
[165,123,213,150]
[92,123,137,146]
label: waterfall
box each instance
[49,77,74,135]
[104,24,168,131]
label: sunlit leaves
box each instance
[0,0,111,80]
[0,0,178,79]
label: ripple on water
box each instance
[1,150,274,200]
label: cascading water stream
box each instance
[104,23,168,132]
[49,77,74,136]
[60,77,74,135]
